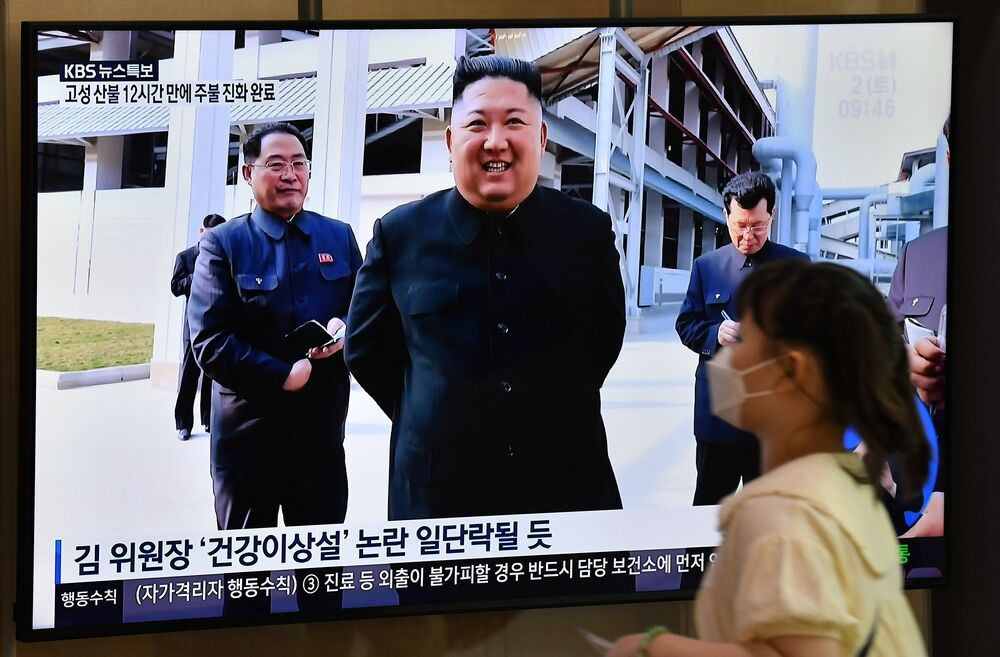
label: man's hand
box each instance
[908,336,945,408]
[901,491,945,538]
[308,317,346,359]
[718,319,741,346]
[282,358,313,391]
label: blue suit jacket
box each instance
[888,226,947,333]
[676,241,808,445]
[188,207,362,470]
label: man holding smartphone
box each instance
[887,114,950,538]
[188,123,362,612]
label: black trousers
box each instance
[174,339,211,431]
[213,443,348,617]
[692,439,761,506]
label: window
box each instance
[36,143,85,192]
[363,114,422,175]
[122,132,168,188]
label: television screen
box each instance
[19,18,952,639]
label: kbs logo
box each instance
[61,64,97,80]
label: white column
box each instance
[73,32,136,295]
[677,48,722,269]
[681,42,703,173]
[244,30,281,80]
[92,32,134,190]
[933,131,949,229]
[591,28,618,214]
[625,60,649,317]
[643,191,664,268]
[706,57,725,193]
[150,30,234,387]
[309,29,370,233]
[650,55,669,113]
[420,118,450,174]
[678,209,696,269]
[644,58,667,271]
[702,218,717,253]
[73,145,99,295]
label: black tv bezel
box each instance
[18,15,956,642]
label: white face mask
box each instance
[706,348,786,430]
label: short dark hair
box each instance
[453,55,542,105]
[242,123,308,163]
[202,213,226,229]
[722,171,776,215]
[736,259,930,496]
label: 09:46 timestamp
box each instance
[838,98,896,119]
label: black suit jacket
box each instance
[170,244,199,344]
[345,186,626,520]
[188,208,362,472]
[676,241,808,446]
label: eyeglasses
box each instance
[249,160,312,175]
[731,224,770,237]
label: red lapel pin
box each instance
[318,253,334,264]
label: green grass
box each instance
[36,317,154,372]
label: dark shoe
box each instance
[203,425,211,435]
[178,428,191,441]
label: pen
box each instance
[721,310,733,322]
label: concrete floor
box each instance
[30,304,703,625]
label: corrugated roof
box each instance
[38,103,170,140]
[532,26,711,101]
[368,62,453,113]
[494,27,595,64]
[38,62,454,142]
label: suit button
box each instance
[500,381,512,393]
[506,444,514,456]
[497,322,509,334]
[497,226,504,236]
[495,271,507,281]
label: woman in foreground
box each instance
[610,259,929,657]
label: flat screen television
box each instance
[18,17,953,640]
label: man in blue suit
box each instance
[170,213,225,441]
[188,122,363,535]
[676,171,808,505]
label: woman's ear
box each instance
[782,348,827,404]
[778,349,810,392]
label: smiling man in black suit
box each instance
[346,55,626,521]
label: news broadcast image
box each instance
[25,22,951,635]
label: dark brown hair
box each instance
[736,259,930,494]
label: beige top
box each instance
[694,452,927,657]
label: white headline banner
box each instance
[56,508,721,584]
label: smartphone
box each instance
[284,319,337,357]
[937,304,947,352]
[903,317,935,345]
